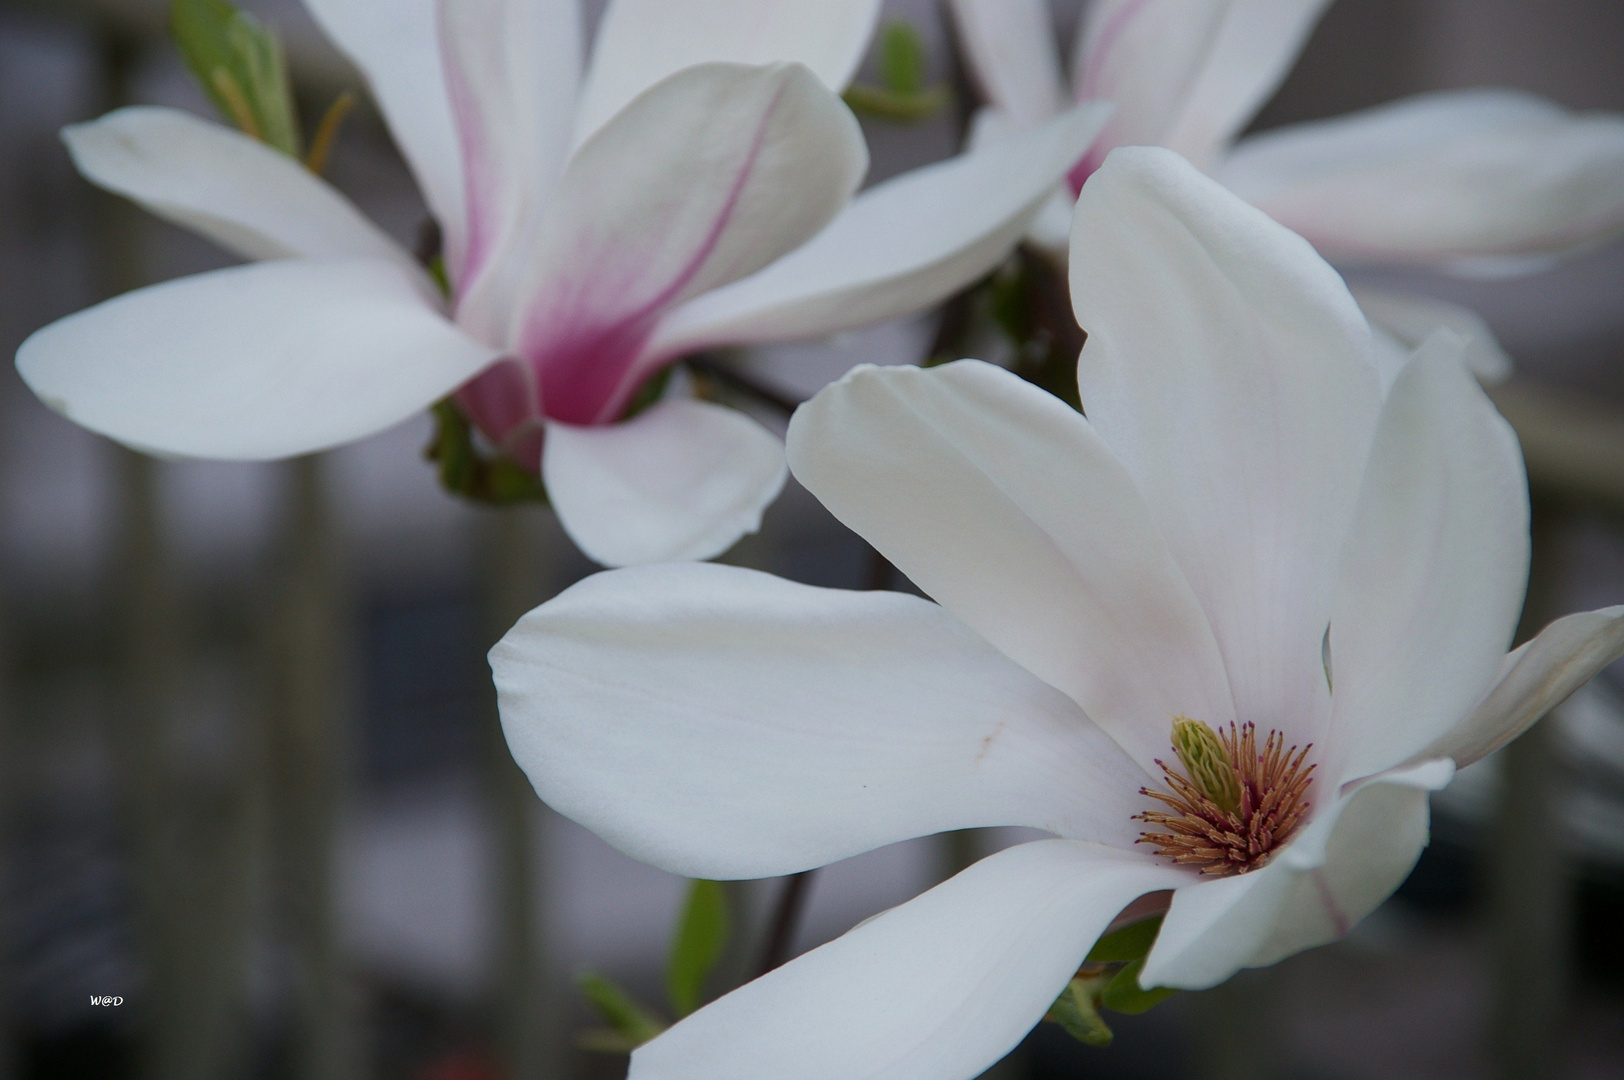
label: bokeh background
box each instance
[0,0,1622,1078]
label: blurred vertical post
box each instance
[266,454,358,1080]
[478,507,553,1080]
[1488,501,1571,1080]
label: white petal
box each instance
[1143,758,1454,990]
[511,62,866,426]
[786,361,1233,772]
[632,840,1188,1080]
[947,0,1066,128]
[648,103,1110,356]
[1327,334,1528,784]
[1160,0,1336,171]
[493,565,1151,878]
[1071,147,1382,751]
[1218,90,1624,267]
[1419,606,1624,770]
[439,0,580,316]
[574,0,881,146]
[303,0,468,267]
[63,106,411,266]
[542,400,786,567]
[1352,285,1514,387]
[16,258,495,460]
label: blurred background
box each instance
[0,0,1622,1077]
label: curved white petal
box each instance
[303,0,467,267]
[1143,758,1453,990]
[1161,0,1335,171]
[1327,334,1528,784]
[511,62,866,425]
[1218,90,1624,267]
[575,0,881,146]
[1420,606,1624,770]
[494,565,1151,878]
[16,258,495,460]
[63,106,411,266]
[1071,147,1382,751]
[439,0,580,313]
[648,103,1110,357]
[787,361,1233,772]
[542,400,787,567]
[1352,285,1514,388]
[947,0,1066,128]
[631,839,1188,1080]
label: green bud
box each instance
[1045,973,1114,1047]
[171,0,301,157]
[665,879,729,1018]
[1099,959,1177,1015]
[878,20,927,96]
[1171,715,1241,814]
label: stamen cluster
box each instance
[1136,720,1315,877]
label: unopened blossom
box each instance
[949,0,1624,383]
[491,148,1624,1080]
[16,0,1106,568]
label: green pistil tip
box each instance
[1170,715,1241,815]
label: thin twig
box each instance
[756,871,815,976]
[686,355,803,416]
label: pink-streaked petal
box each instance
[494,563,1154,878]
[1143,759,1453,990]
[787,361,1234,774]
[1160,0,1335,170]
[541,399,786,567]
[1417,607,1624,769]
[303,0,467,267]
[574,0,881,146]
[947,0,1066,128]
[630,840,1187,1080]
[439,0,581,338]
[509,62,865,425]
[648,103,1108,356]
[1071,147,1382,753]
[1218,90,1624,268]
[16,257,496,460]
[1326,334,1528,785]
[64,106,412,266]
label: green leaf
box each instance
[665,879,729,1017]
[1099,959,1177,1015]
[1086,915,1163,963]
[423,399,550,507]
[1044,974,1114,1047]
[576,972,666,1049]
[878,20,927,95]
[170,0,301,156]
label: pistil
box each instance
[1135,719,1315,877]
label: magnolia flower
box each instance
[949,0,1624,381]
[489,149,1624,1080]
[16,0,1105,567]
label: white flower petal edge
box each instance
[947,0,1067,129]
[1352,285,1514,389]
[574,0,881,147]
[16,258,495,460]
[1071,146,1381,753]
[630,840,1187,1080]
[492,562,1150,877]
[541,401,787,568]
[647,103,1110,355]
[1326,333,1528,784]
[1420,606,1624,769]
[63,106,413,267]
[1143,758,1454,990]
[787,360,1233,773]
[1217,89,1624,268]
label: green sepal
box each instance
[1086,914,1163,964]
[423,399,550,507]
[842,19,949,122]
[576,972,666,1051]
[170,0,301,156]
[1044,974,1114,1047]
[665,879,729,1017]
[1099,959,1177,1015]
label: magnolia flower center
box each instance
[1134,717,1315,877]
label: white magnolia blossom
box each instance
[949,0,1624,381]
[16,0,1107,568]
[491,148,1624,1080]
